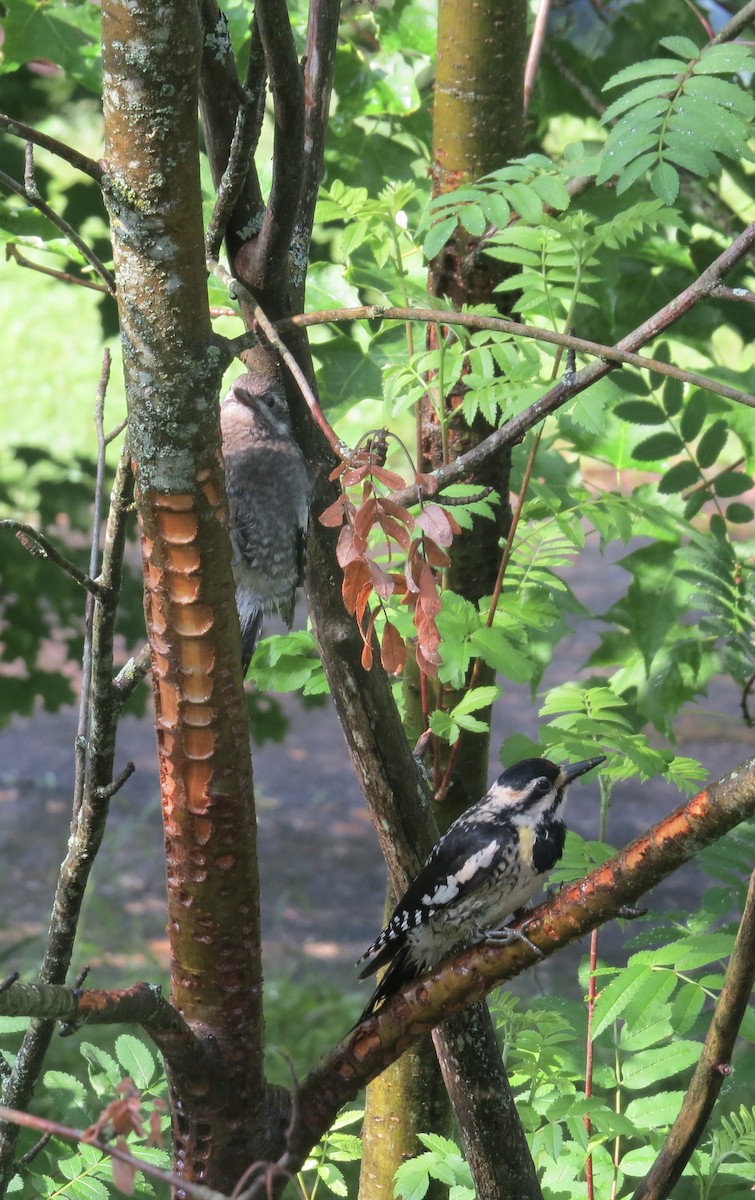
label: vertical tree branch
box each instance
[0,449,133,1193]
[632,871,755,1200]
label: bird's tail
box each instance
[354,944,415,1027]
[240,608,263,676]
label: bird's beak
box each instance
[560,755,607,785]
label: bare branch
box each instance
[243,0,304,294]
[0,1104,226,1200]
[5,242,111,292]
[0,169,115,294]
[523,0,552,118]
[290,0,341,307]
[709,0,755,45]
[271,304,755,412]
[0,521,104,598]
[0,112,103,182]
[631,870,755,1200]
[112,644,153,709]
[205,17,267,263]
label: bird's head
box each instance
[221,373,293,443]
[486,755,606,822]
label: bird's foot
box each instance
[482,925,544,959]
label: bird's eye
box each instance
[531,777,551,798]
[261,392,279,409]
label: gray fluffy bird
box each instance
[220,373,311,674]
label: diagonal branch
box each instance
[0,113,103,181]
[0,521,105,597]
[281,754,755,1169]
[0,168,115,294]
[631,869,755,1200]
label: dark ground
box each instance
[0,539,752,1017]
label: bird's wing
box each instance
[358,819,507,977]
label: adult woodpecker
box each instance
[357,754,606,1021]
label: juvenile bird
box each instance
[357,754,606,1021]
[220,373,311,674]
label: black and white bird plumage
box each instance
[220,373,311,674]
[356,754,606,1021]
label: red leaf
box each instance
[368,557,398,600]
[378,497,415,529]
[354,497,378,543]
[417,562,441,616]
[378,512,412,551]
[371,465,407,490]
[341,464,371,487]
[319,495,351,527]
[415,504,457,546]
[336,525,362,567]
[422,538,451,568]
[415,471,439,494]
[342,559,371,614]
[361,638,374,670]
[355,580,373,626]
[381,621,406,675]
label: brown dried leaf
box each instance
[415,471,439,495]
[417,561,441,617]
[378,496,415,529]
[371,465,408,490]
[381,621,406,675]
[354,497,378,543]
[378,512,412,551]
[111,1138,136,1195]
[361,638,374,670]
[415,504,457,546]
[336,525,361,567]
[368,557,398,601]
[342,559,372,614]
[341,464,372,487]
[319,495,350,527]
[355,580,374,626]
[423,538,451,568]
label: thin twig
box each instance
[260,304,755,410]
[0,521,104,598]
[5,242,111,292]
[0,113,103,182]
[112,644,153,709]
[0,169,115,294]
[709,0,755,44]
[0,1105,226,1200]
[631,870,755,1200]
[523,0,552,118]
[707,285,755,304]
[94,762,136,802]
[74,350,114,821]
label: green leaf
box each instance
[631,431,683,461]
[615,401,666,426]
[661,377,684,417]
[620,1040,700,1089]
[591,961,648,1038]
[658,461,699,495]
[660,36,702,60]
[459,204,487,237]
[650,162,680,204]
[469,628,533,683]
[508,182,544,223]
[726,502,754,524]
[680,393,707,441]
[423,215,457,261]
[114,1034,156,1089]
[696,420,728,468]
[671,982,706,1034]
[714,471,753,498]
